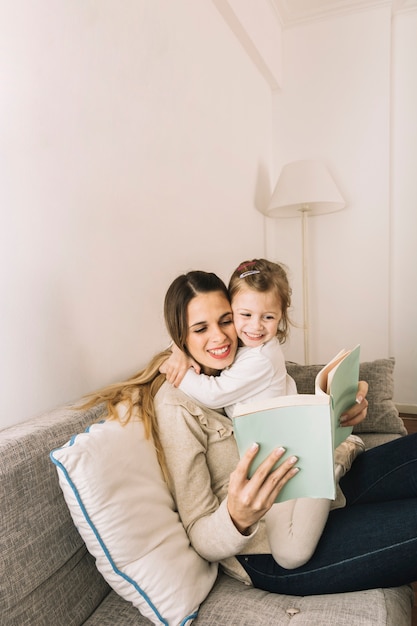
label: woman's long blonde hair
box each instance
[81,271,230,481]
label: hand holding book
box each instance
[227,442,300,534]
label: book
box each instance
[232,344,360,503]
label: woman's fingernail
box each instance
[356,395,363,404]
[250,442,259,451]
[289,456,298,464]
[274,446,286,457]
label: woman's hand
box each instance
[339,380,369,427]
[227,444,299,534]
[159,343,201,386]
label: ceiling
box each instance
[271,0,417,27]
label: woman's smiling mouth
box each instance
[208,345,232,358]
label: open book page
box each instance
[232,395,335,503]
[232,393,328,417]
[315,345,361,448]
[315,349,351,395]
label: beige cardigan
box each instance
[154,381,271,584]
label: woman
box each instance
[85,270,417,594]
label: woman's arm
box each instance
[159,344,201,386]
[155,387,297,561]
[155,395,253,560]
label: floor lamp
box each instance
[265,160,346,364]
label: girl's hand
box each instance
[339,380,369,427]
[227,444,299,534]
[159,344,201,386]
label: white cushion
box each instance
[50,415,218,626]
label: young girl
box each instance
[160,259,364,566]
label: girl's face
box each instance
[186,291,238,375]
[232,287,282,348]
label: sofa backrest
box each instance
[0,403,110,625]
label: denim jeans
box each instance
[237,433,417,595]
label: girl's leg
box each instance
[238,497,417,595]
[264,435,365,569]
[264,498,331,569]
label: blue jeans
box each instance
[237,433,417,594]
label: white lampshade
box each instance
[267,160,346,218]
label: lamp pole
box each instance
[301,206,310,365]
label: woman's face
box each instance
[186,291,238,375]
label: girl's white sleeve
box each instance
[178,349,278,409]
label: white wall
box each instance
[391,8,417,409]
[269,5,417,408]
[0,0,274,428]
[2,1,415,430]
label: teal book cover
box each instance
[232,345,360,503]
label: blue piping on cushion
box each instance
[181,612,199,625]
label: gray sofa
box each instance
[1,358,414,625]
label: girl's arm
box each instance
[160,344,285,410]
[159,344,201,386]
[178,348,287,410]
